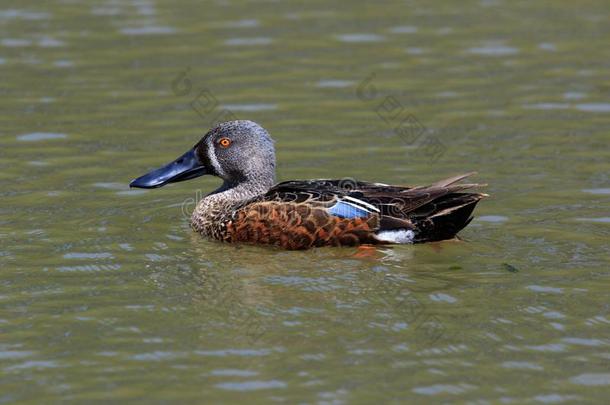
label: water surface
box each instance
[1,0,609,403]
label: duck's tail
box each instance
[410,173,488,243]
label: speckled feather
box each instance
[193,175,487,250]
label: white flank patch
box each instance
[376,229,415,244]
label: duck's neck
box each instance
[191,176,274,237]
[210,177,273,202]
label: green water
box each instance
[2,0,609,402]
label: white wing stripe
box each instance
[342,196,380,213]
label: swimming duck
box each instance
[130,120,487,250]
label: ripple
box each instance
[0,350,34,359]
[0,9,50,20]
[17,132,67,141]
[575,217,610,223]
[406,47,426,55]
[53,60,74,67]
[477,215,508,223]
[120,26,176,35]
[501,361,543,370]
[63,252,114,259]
[93,182,126,190]
[2,38,32,47]
[131,351,182,361]
[412,383,476,395]
[222,103,277,112]
[210,369,259,377]
[215,380,286,391]
[564,91,586,100]
[96,351,118,357]
[525,343,566,352]
[523,103,570,110]
[265,275,338,292]
[225,37,272,46]
[538,43,557,51]
[550,322,565,331]
[437,91,458,98]
[527,285,564,294]
[468,43,519,56]
[534,394,580,403]
[569,373,610,386]
[38,37,65,47]
[416,344,469,356]
[195,348,275,357]
[437,27,453,35]
[5,360,59,371]
[575,103,610,112]
[145,253,168,262]
[315,79,355,88]
[136,4,155,16]
[389,26,418,34]
[429,293,457,303]
[116,189,147,196]
[335,33,385,43]
[91,7,121,16]
[543,311,565,319]
[223,19,259,28]
[582,188,610,195]
[561,337,607,347]
[56,264,121,272]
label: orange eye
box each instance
[218,138,231,148]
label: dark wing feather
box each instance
[251,175,487,221]
[229,173,486,246]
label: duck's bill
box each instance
[129,148,208,189]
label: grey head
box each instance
[129,120,276,191]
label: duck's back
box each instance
[217,174,486,249]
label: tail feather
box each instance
[369,172,488,243]
[430,172,478,187]
[412,193,485,243]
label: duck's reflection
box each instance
[181,233,466,352]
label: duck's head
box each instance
[130,120,276,189]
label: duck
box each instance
[130,120,487,250]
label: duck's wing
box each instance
[227,175,486,247]
[347,177,486,219]
[225,180,391,249]
[266,175,485,219]
[347,173,488,242]
[270,175,488,242]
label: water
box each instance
[1,0,609,403]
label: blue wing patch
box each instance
[328,200,371,219]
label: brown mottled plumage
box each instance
[226,202,380,249]
[130,120,488,250]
